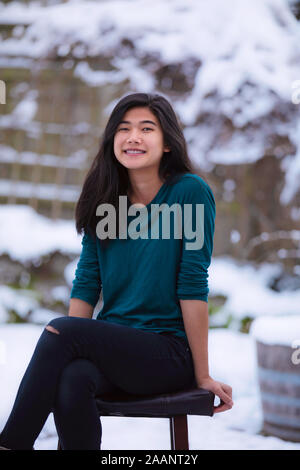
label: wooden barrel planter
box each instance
[250,315,300,442]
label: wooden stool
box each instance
[57,387,215,450]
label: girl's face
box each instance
[113,106,170,175]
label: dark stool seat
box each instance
[57,387,215,450]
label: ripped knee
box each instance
[45,325,60,335]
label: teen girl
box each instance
[0,93,233,450]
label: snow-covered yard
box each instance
[0,0,300,450]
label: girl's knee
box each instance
[58,360,99,396]
[45,325,59,335]
[45,316,73,335]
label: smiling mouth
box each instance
[124,150,146,156]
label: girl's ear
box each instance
[164,146,171,152]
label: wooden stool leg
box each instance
[57,439,62,450]
[169,415,189,450]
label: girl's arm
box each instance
[180,299,209,381]
[68,298,94,318]
[70,230,102,312]
[180,298,234,413]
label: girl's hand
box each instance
[196,376,233,414]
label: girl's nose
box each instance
[127,132,142,142]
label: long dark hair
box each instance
[75,92,199,247]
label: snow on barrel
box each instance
[250,315,300,442]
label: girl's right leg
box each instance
[0,317,104,450]
[53,358,121,450]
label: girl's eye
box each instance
[118,127,153,131]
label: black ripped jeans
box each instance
[0,316,196,450]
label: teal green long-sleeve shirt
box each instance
[70,173,216,341]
